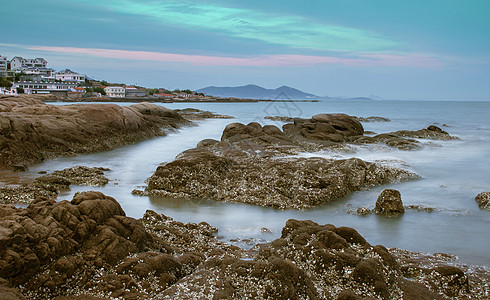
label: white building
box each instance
[0,55,7,70]
[10,57,47,70]
[55,69,86,83]
[13,81,77,94]
[104,86,125,98]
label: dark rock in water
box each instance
[357,206,372,216]
[356,116,391,122]
[475,192,490,210]
[374,189,405,216]
[405,204,435,213]
[391,125,458,140]
[352,133,421,150]
[264,115,297,122]
[174,108,234,120]
[0,166,110,205]
[51,166,110,187]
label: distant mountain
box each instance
[197,84,321,100]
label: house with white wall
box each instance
[104,86,125,98]
[55,69,86,83]
[0,55,7,70]
[13,81,77,94]
[10,57,47,70]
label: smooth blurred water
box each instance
[6,100,490,266]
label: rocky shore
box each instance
[0,95,194,171]
[139,113,455,209]
[0,191,487,299]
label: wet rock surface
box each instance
[356,116,391,122]
[475,192,490,210]
[144,115,420,209]
[50,166,110,187]
[0,193,487,299]
[0,166,109,204]
[173,108,234,120]
[374,189,405,216]
[0,95,191,170]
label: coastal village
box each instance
[0,54,222,102]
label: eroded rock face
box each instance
[475,192,490,210]
[374,189,405,216]
[0,95,191,169]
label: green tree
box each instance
[0,78,13,88]
[16,87,24,94]
[93,87,106,95]
[100,80,108,86]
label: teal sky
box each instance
[2,0,490,100]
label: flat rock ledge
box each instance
[0,95,192,170]
[173,108,234,120]
[1,192,487,299]
[143,115,419,209]
[0,166,109,204]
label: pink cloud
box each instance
[28,45,442,68]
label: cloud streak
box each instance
[29,45,442,68]
[74,0,400,52]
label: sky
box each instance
[2,0,490,100]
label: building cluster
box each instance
[1,54,207,100]
[0,55,149,98]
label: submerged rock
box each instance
[391,125,458,141]
[357,206,372,216]
[356,116,391,122]
[173,108,234,120]
[0,166,110,205]
[374,189,405,216]
[51,166,110,187]
[475,192,490,210]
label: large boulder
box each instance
[283,113,364,143]
[374,189,405,216]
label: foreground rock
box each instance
[142,115,419,209]
[0,166,109,204]
[0,95,191,170]
[374,189,405,216]
[1,193,486,299]
[475,192,490,210]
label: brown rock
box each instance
[0,96,191,170]
[475,192,490,210]
[374,189,405,216]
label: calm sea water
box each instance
[6,100,490,266]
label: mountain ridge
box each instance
[197,84,374,100]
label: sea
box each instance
[4,99,490,267]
